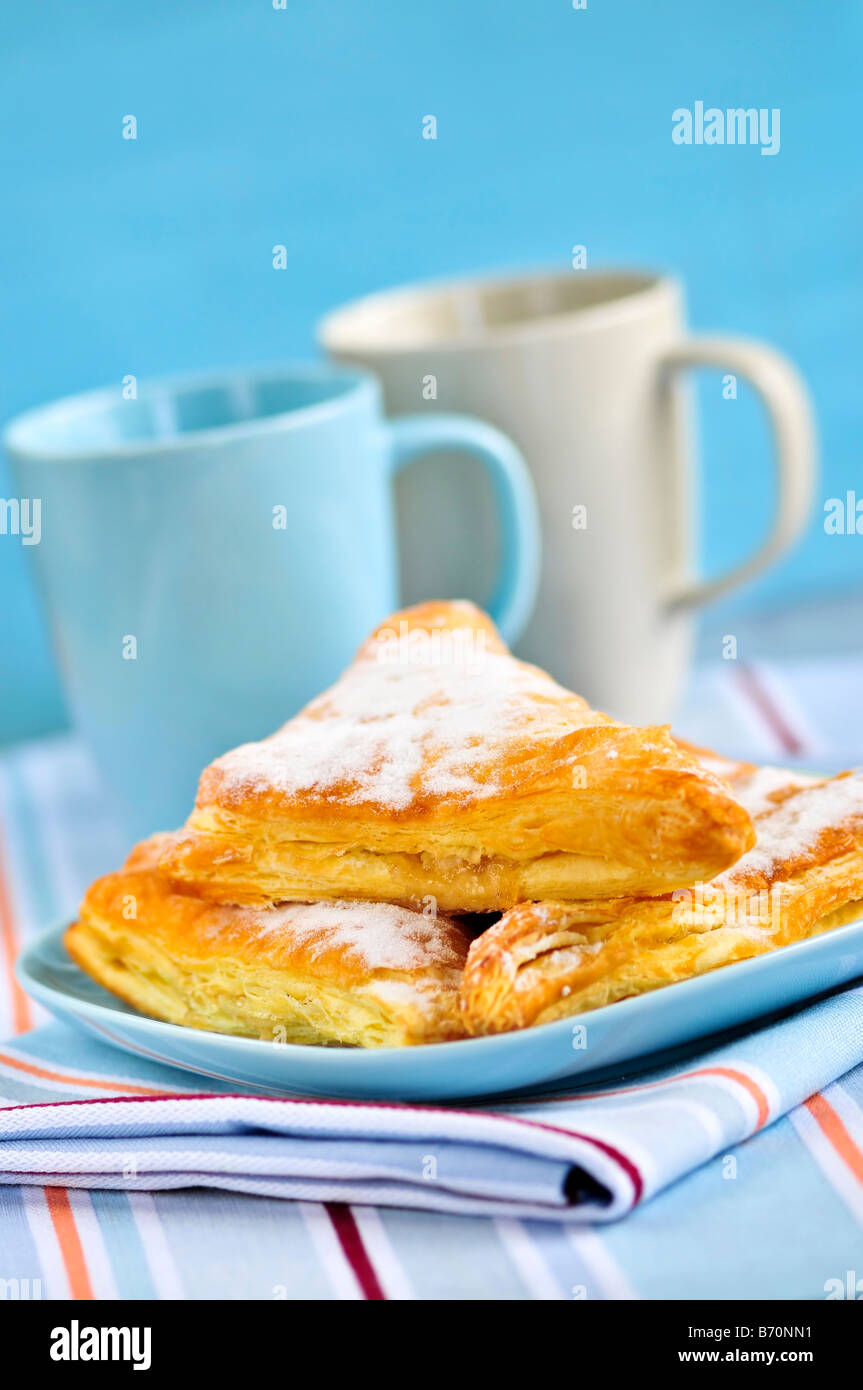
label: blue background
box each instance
[1,0,860,743]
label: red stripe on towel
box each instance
[735,665,805,756]
[325,1203,386,1300]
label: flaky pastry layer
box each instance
[159,601,754,910]
[460,770,863,1034]
[67,837,470,1047]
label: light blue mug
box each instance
[4,364,540,839]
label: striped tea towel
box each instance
[2,986,862,1222]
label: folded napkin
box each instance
[2,986,862,1222]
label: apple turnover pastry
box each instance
[460,768,863,1034]
[66,837,470,1047]
[160,601,754,912]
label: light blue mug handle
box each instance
[385,414,541,645]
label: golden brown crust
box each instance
[460,770,863,1034]
[67,837,470,1047]
[673,739,757,786]
[159,601,754,910]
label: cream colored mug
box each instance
[320,269,816,723]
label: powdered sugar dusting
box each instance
[733,766,819,818]
[198,897,467,974]
[720,771,863,885]
[210,643,602,810]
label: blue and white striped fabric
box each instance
[2,990,863,1225]
[0,660,862,1299]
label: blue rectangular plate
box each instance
[16,919,863,1102]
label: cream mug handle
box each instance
[659,337,817,611]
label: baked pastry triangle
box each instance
[65,836,470,1047]
[460,768,863,1034]
[672,738,756,786]
[160,601,754,911]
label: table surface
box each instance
[1,652,862,1300]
